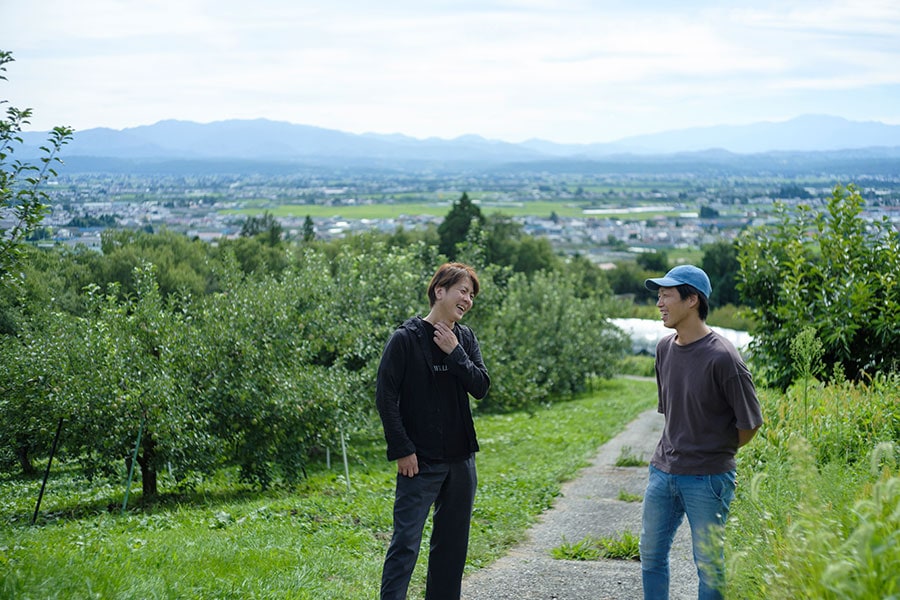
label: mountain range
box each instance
[19,114,900,171]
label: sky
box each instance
[3,0,900,144]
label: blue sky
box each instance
[3,0,900,143]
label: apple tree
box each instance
[1,50,73,279]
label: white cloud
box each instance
[2,0,899,142]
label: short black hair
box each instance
[674,283,709,321]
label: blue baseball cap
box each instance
[644,265,712,299]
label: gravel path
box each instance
[461,408,697,600]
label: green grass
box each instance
[614,446,649,467]
[551,536,601,561]
[724,375,900,599]
[615,355,656,378]
[0,377,656,600]
[596,531,641,560]
[617,489,643,503]
[665,247,705,265]
[552,531,640,561]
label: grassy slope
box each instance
[0,378,656,600]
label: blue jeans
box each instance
[640,465,736,600]
[381,455,477,600]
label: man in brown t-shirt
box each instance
[640,265,763,600]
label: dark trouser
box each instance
[380,455,477,600]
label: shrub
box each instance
[737,184,900,389]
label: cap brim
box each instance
[644,276,681,291]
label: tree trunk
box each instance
[137,435,158,499]
[16,445,36,476]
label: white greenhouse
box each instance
[610,318,752,357]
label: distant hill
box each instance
[21,119,542,163]
[599,114,900,154]
[19,115,900,172]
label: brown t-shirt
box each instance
[651,331,763,475]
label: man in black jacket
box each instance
[376,262,491,600]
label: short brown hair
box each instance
[427,263,480,307]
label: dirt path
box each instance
[461,408,697,600]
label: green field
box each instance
[223,200,689,220]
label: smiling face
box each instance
[433,276,476,324]
[656,286,695,330]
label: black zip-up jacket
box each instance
[376,317,490,461]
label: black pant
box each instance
[380,455,477,600]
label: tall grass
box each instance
[0,378,656,599]
[726,372,899,599]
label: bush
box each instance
[469,268,629,413]
[1,235,630,494]
[737,184,900,389]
